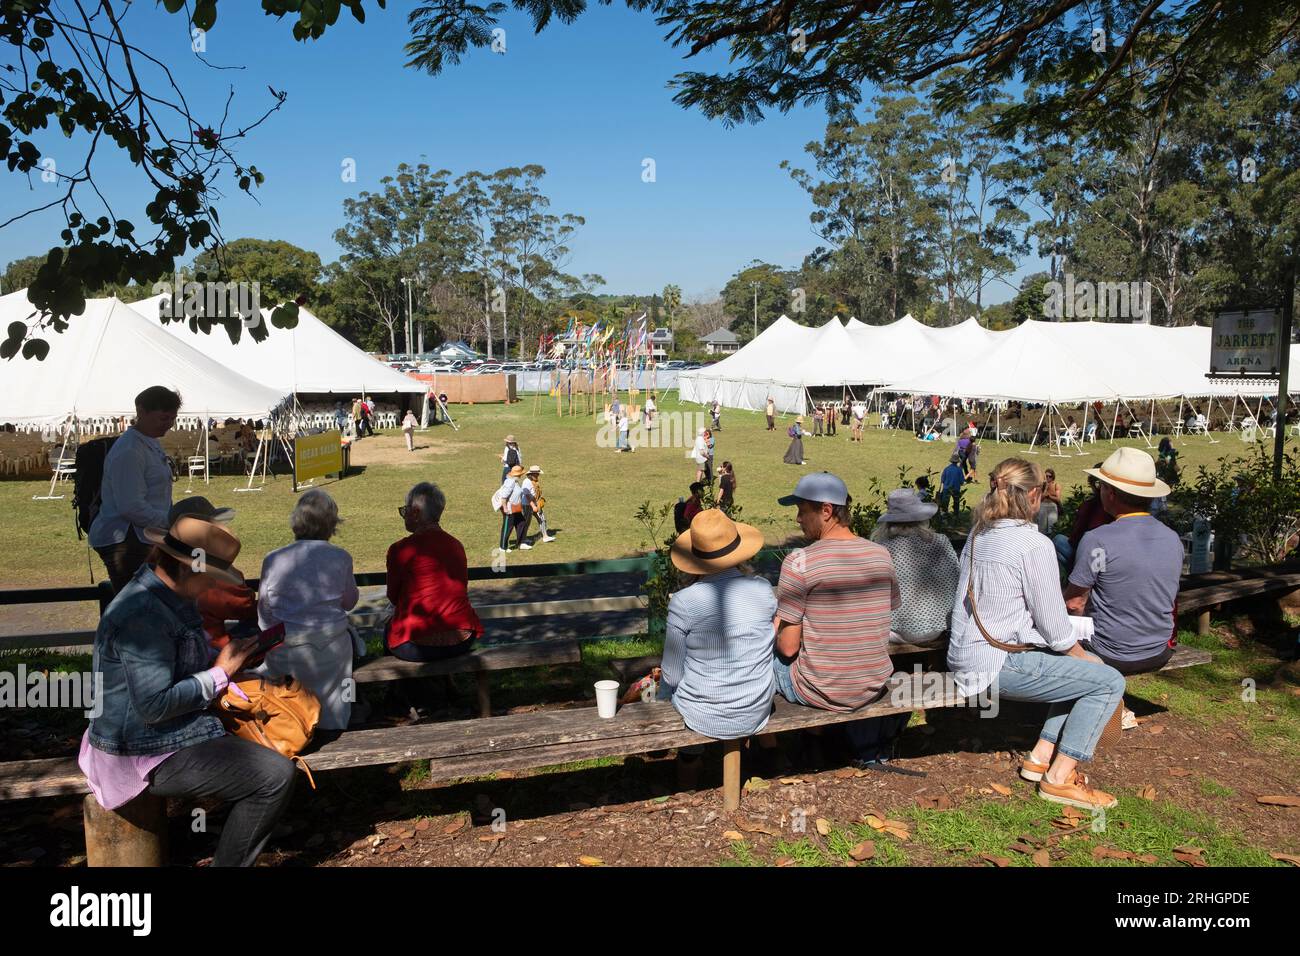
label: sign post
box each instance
[293,429,344,493]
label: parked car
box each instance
[662,360,686,370]
[499,363,526,372]
[682,363,703,370]
[474,364,504,375]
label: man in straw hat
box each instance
[1064,447,1183,679]
[82,513,297,867]
[658,509,776,740]
[773,473,911,772]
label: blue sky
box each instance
[1,3,1034,305]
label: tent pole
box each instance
[33,417,74,501]
[1026,405,1049,454]
[1110,403,1119,441]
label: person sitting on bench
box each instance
[870,489,959,647]
[657,509,775,739]
[1064,448,1182,684]
[951,458,1126,812]
[80,515,296,867]
[255,489,361,731]
[385,482,483,662]
[1053,465,1112,571]
[773,472,905,770]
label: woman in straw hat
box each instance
[949,458,1126,812]
[783,416,806,465]
[81,515,297,867]
[657,509,776,739]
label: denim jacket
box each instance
[88,565,226,756]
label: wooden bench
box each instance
[353,640,582,717]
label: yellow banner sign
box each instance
[296,430,343,483]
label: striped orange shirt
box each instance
[778,537,899,712]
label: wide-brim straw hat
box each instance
[1085,447,1171,498]
[880,488,938,523]
[526,465,543,475]
[671,509,764,575]
[507,465,525,478]
[143,516,245,586]
[504,434,517,444]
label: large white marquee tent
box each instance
[128,293,425,399]
[681,313,1295,416]
[0,290,289,429]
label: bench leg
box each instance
[475,671,491,718]
[721,739,743,811]
[83,792,167,867]
[1197,609,1211,637]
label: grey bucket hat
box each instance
[879,488,938,523]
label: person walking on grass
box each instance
[522,465,557,543]
[500,434,522,482]
[691,427,709,482]
[718,461,737,514]
[766,395,776,431]
[495,465,530,551]
[402,410,418,452]
[812,404,824,437]
[783,417,806,465]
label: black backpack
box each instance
[72,436,118,540]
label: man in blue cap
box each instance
[772,472,913,772]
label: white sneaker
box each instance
[542,535,557,543]
[1121,708,1138,731]
[519,542,533,550]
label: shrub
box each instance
[1169,449,1300,566]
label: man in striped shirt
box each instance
[774,472,906,767]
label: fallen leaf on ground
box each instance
[863,813,886,830]
[1009,842,1037,855]
[774,856,796,867]
[1173,846,1208,867]
[815,818,832,836]
[917,795,955,810]
[990,783,1013,796]
[1060,806,1089,821]
[882,824,911,841]
[849,840,876,862]
[1256,795,1300,807]
[1092,846,1136,861]
[1269,852,1300,866]
[478,834,504,843]
[833,768,857,779]
[778,777,804,785]
[442,818,466,835]
[722,831,745,842]
[1032,849,1051,867]
[414,819,431,832]
[734,816,781,836]
[1168,768,1194,777]
[578,855,605,866]
[743,777,771,792]
[1015,834,1044,848]
[980,854,1011,867]
[1147,724,1166,735]
[1137,785,1157,801]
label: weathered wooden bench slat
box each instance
[352,640,581,683]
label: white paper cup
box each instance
[594,680,620,719]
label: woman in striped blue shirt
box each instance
[658,509,776,739]
[950,458,1126,811]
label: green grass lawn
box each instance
[1,391,1283,590]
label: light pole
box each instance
[400,277,414,356]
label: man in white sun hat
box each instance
[1064,447,1183,683]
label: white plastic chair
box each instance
[185,455,207,490]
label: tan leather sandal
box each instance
[1038,770,1117,810]
[1019,757,1049,782]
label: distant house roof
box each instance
[650,328,673,340]
[699,327,739,345]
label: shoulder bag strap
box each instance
[966,533,1032,654]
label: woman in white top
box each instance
[256,489,361,731]
[949,458,1126,811]
[401,410,418,451]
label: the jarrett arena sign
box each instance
[1210,309,1283,376]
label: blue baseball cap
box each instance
[778,472,849,507]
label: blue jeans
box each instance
[994,650,1126,762]
[772,655,807,705]
[1053,534,1074,571]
